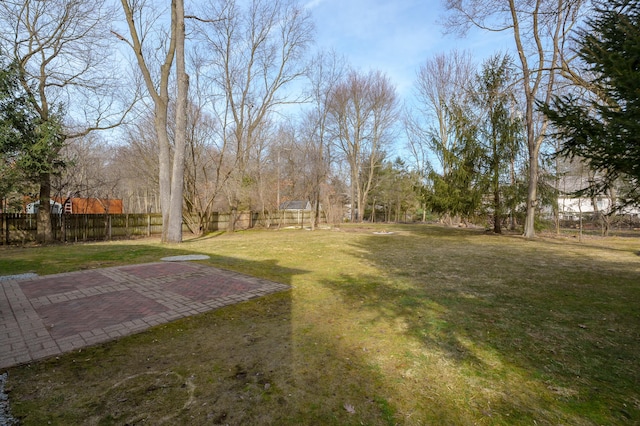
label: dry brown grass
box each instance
[3,224,640,424]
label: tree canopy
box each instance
[543,0,640,204]
[0,57,65,204]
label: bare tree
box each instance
[0,0,132,242]
[118,0,188,242]
[269,124,300,213]
[407,50,475,179]
[183,98,235,234]
[194,0,313,230]
[53,134,120,204]
[443,0,586,237]
[329,69,399,222]
[300,50,346,229]
[171,0,189,242]
[115,116,161,213]
[405,51,476,223]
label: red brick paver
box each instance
[20,271,115,298]
[0,262,289,369]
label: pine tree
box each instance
[542,0,640,204]
[473,54,523,233]
[0,57,65,216]
[424,102,484,224]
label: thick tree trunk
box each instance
[166,0,188,243]
[311,194,319,230]
[120,0,177,243]
[493,191,502,234]
[524,144,539,238]
[228,206,237,232]
[155,106,172,242]
[36,173,54,244]
[493,151,502,234]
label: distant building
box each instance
[279,200,311,211]
[558,195,640,220]
[26,200,63,215]
[56,197,124,214]
[556,164,640,220]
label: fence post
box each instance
[61,214,66,242]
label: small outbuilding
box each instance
[279,200,311,211]
[56,197,124,214]
[277,200,312,227]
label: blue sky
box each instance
[305,0,514,97]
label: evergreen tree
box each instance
[0,59,24,205]
[371,158,419,222]
[473,54,523,233]
[0,56,66,215]
[542,0,640,205]
[424,102,484,224]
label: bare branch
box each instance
[184,14,224,23]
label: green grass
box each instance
[2,225,639,424]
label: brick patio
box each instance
[0,262,289,369]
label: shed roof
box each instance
[279,200,311,210]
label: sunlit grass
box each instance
[2,225,639,424]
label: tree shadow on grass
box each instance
[318,226,640,424]
[6,246,402,425]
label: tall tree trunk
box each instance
[493,166,502,234]
[524,142,539,238]
[510,0,565,238]
[36,173,53,243]
[509,0,537,239]
[554,150,561,235]
[350,171,357,222]
[155,103,172,242]
[311,195,319,230]
[166,0,188,243]
[120,0,177,243]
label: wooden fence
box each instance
[1,210,324,245]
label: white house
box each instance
[556,163,640,220]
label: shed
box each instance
[279,200,311,211]
[55,197,124,214]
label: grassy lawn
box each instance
[1,224,639,425]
